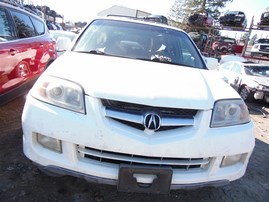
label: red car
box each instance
[0,2,57,105]
[212,36,237,54]
[188,13,214,27]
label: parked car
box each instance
[219,55,246,65]
[49,30,77,55]
[144,14,168,24]
[0,2,57,105]
[188,13,214,27]
[212,36,237,54]
[257,11,269,30]
[46,21,58,30]
[218,61,269,103]
[254,38,269,44]
[54,22,63,30]
[188,31,208,52]
[250,40,269,57]
[219,11,247,29]
[22,15,254,194]
[23,4,43,18]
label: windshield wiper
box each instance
[88,50,106,55]
[75,50,107,55]
[136,56,188,66]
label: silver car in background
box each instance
[219,61,269,103]
[49,30,77,55]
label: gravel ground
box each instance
[0,95,268,202]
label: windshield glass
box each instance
[244,65,269,77]
[222,38,236,44]
[257,38,269,44]
[73,19,206,69]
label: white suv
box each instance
[22,16,255,194]
[251,38,269,57]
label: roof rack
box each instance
[0,0,22,7]
[105,14,168,25]
[106,14,141,19]
[0,0,43,18]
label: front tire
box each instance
[239,86,254,102]
[250,52,256,57]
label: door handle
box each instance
[9,48,18,56]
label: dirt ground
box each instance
[0,95,269,202]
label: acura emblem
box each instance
[144,113,161,131]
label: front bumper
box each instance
[37,163,230,191]
[252,89,269,102]
[22,95,255,192]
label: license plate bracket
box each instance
[117,164,172,194]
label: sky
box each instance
[28,0,175,22]
[27,0,269,38]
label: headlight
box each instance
[257,84,267,90]
[211,99,250,128]
[31,75,85,113]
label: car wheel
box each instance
[220,47,227,53]
[239,86,254,102]
[250,52,256,57]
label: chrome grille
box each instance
[101,99,197,118]
[101,99,197,131]
[260,45,269,52]
[77,146,210,170]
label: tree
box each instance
[169,0,191,28]
[168,0,233,28]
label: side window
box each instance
[231,64,241,74]
[31,17,45,35]
[0,8,14,41]
[9,10,36,38]
[221,62,233,70]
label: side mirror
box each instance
[204,57,219,70]
[56,37,72,53]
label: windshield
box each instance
[73,19,206,69]
[257,38,269,44]
[244,65,269,77]
[226,11,239,15]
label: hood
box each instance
[45,52,239,110]
[253,76,269,86]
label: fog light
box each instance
[36,133,62,153]
[221,154,243,167]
